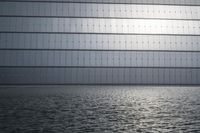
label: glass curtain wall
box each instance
[0,0,200,85]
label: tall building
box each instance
[0,0,200,85]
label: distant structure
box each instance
[0,0,200,85]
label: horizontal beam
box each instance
[1,15,200,21]
[1,1,200,7]
[0,84,200,86]
[0,66,200,69]
[1,32,200,36]
[1,48,200,53]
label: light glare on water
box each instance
[0,86,200,132]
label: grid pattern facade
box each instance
[0,0,200,85]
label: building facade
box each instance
[0,0,200,85]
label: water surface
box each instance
[0,86,200,132]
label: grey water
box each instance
[0,86,200,133]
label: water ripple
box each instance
[0,86,200,133]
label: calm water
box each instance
[0,86,200,133]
